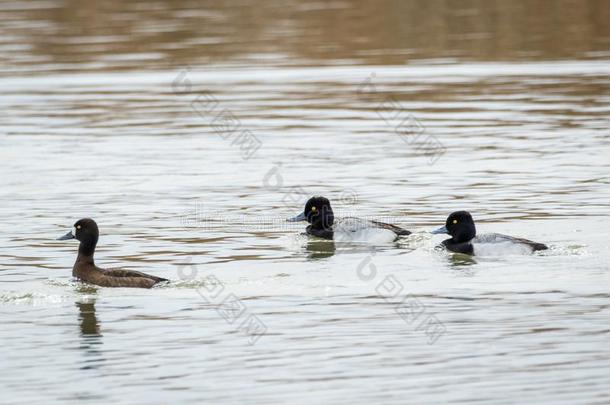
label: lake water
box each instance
[1,1,610,403]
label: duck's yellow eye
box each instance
[452,219,458,224]
[311,206,317,212]
[76,225,82,229]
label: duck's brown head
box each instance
[58,218,99,254]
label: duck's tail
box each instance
[371,220,412,236]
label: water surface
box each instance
[1,1,610,403]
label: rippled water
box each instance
[1,1,610,403]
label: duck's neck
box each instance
[443,239,474,255]
[452,235,474,244]
[76,237,97,264]
[306,225,334,240]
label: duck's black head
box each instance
[432,211,476,243]
[58,218,99,255]
[287,196,334,229]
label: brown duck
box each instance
[58,218,168,288]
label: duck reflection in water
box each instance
[448,253,478,268]
[76,299,106,370]
[305,240,394,260]
[77,300,101,337]
[305,239,336,259]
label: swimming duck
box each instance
[57,218,168,288]
[432,211,548,255]
[287,196,410,243]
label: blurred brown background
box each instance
[1,0,608,75]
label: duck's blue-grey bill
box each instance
[57,231,75,240]
[431,225,448,235]
[287,212,307,222]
